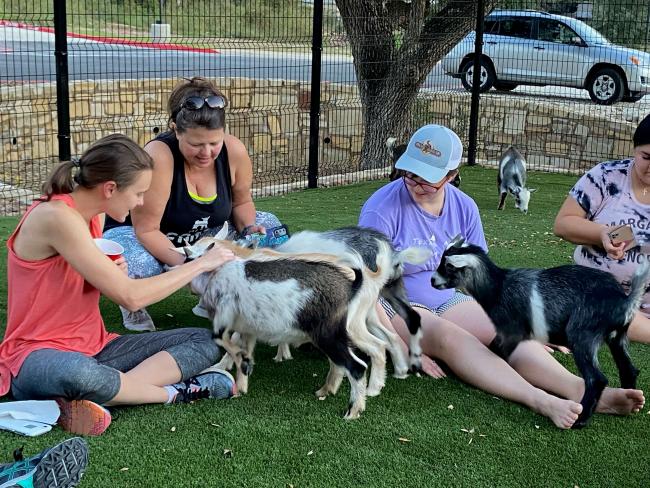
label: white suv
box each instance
[441,9,650,104]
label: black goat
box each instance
[431,236,649,428]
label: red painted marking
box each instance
[0,20,220,54]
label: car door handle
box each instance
[533,46,545,50]
[485,41,497,45]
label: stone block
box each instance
[612,139,634,159]
[252,133,272,154]
[585,136,613,158]
[267,113,282,135]
[503,110,526,135]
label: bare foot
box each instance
[534,394,583,429]
[596,388,645,415]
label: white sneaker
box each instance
[120,306,156,332]
[192,303,210,319]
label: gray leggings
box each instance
[11,328,220,404]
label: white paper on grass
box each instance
[0,400,60,436]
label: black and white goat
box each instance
[497,146,536,213]
[179,230,392,419]
[278,226,432,378]
[431,236,649,428]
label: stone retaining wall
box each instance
[0,77,639,199]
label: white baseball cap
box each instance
[395,124,463,183]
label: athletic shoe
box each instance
[56,399,112,436]
[169,369,236,404]
[0,437,88,488]
[191,303,210,319]
[120,306,156,332]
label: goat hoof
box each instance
[315,387,330,398]
[367,383,384,397]
[241,360,253,376]
[343,408,363,420]
[392,371,409,380]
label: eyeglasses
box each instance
[180,95,226,111]
[403,172,447,192]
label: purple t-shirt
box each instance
[359,179,488,310]
[569,159,650,316]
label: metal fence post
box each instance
[307,0,323,189]
[53,0,71,162]
[467,0,485,166]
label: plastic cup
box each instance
[94,238,124,261]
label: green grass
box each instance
[1,166,649,487]
[0,0,344,44]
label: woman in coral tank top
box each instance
[0,134,237,436]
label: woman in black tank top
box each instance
[103,77,283,332]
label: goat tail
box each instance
[625,258,650,322]
[386,137,397,150]
[395,246,432,266]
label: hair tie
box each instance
[71,157,81,168]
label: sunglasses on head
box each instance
[180,95,226,111]
[403,172,447,191]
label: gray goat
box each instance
[497,146,536,213]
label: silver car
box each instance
[441,9,650,104]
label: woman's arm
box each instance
[226,135,261,233]
[553,197,625,259]
[131,140,186,266]
[43,204,234,311]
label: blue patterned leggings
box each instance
[103,211,282,279]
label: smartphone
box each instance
[608,224,637,251]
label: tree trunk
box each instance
[335,0,498,169]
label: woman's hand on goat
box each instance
[199,244,237,272]
[600,227,627,260]
[420,354,447,379]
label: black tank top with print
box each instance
[104,131,233,247]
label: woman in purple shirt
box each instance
[360,124,645,429]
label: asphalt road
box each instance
[3,25,648,111]
[0,33,459,90]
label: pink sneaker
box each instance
[55,399,112,436]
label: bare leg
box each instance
[105,351,181,406]
[386,307,582,429]
[444,301,645,416]
[627,311,650,344]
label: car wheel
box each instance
[494,82,518,92]
[622,91,645,103]
[587,68,625,105]
[460,58,495,93]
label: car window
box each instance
[484,19,500,34]
[497,17,534,39]
[537,19,580,44]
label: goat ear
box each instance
[529,188,538,193]
[446,234,465,249]
[446,254,479,269]
[215,222,229,241]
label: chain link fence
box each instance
[0,0,649,215]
